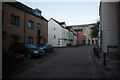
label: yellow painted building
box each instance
[83,26,98,45]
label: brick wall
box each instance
[2,3,48,53]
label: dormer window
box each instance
[37,12,41,16]
[34,9,41,16]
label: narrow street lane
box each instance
[13,45,99,78]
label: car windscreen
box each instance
[25,44,37,49]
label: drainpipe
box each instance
[24,8,26,43]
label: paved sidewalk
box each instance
[90,46,120,78]
[6,48,60,78]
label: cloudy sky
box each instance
[17,0,100,26]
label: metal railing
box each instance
[103,45,119,67]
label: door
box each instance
[92,40,94,44]
[11,35,19,45]
[83,40,85,45]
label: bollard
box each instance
[103,52,106,66]
[96,48,99,59]
[94,47,96,54]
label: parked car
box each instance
[38,43,54,53]
[9,43,45,58]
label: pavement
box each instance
[8,45,101,79]
[5,48,60,78]
[89,45,120,78]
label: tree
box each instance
[91,21,100,38]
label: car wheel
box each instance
[27,53,32,58]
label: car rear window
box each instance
[46,43,51,46]
[25,44,37,49]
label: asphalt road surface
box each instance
[13,45,100,78]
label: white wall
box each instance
[48,19,68,47]
[61,26,68,47]
[48,19,62,47]
[101,2,118,52]
[68,31,74,45]
[73,35,77,46]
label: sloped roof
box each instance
[5,2,48,22]
[50,18,66,29]
[71,29,77,35]
[59,22,65,25]
[49,18,77,36]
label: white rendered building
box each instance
[48,18,68,47]
[99,2,119,53]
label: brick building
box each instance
[2,2,48,53]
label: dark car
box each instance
[9,43,45,58]
[38,43,54,53]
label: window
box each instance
[28,37,33,44]
[38,12,41,16]
[11,15,19,26]
[54,28,55,30]
[37,30,40,36]
[95,40,98,44]
[37,24,40,30]
[54,35,55,39]
[28,21,34,29]
[57,39,60,45]
[37,23,40,36]
[58,40,60,44]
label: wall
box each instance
[117,2,120,55]
[77,31,83,45]
[48,19,69,47]
[2,3,48,52]
[83,27,92,45]
[73,35,77,46]
[2,3,25,52]
[0,1,2,79]
[25,13,48,46]
[101,2,118,52]
[48,19,62,47]
[61,27,68,46]
[68,31,74,46]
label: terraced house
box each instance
[48,18,77,47]
[2,2,48,53]
[67,24,98,45]
[48,18,68,47]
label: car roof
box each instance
[11,43,36,46]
